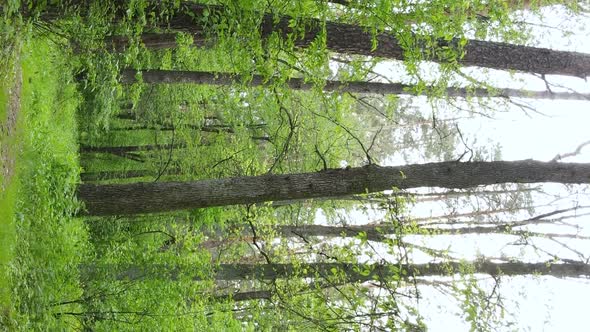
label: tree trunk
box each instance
[110,123,266,133]
[106,32,208,52]
[330,0,573,16]
[77,160,590,216]
[80,168,184,182]
[239,223,590,242]
[214,290,272,302]
[120,69,590,101]
[82,261,590,282]
[115,110,136,120]
[80,143,185,154]
[81,169,155,182]
[268,187,537,207]
[113,3,590,77]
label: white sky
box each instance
[407,6,590,330]
[317,4,590,331]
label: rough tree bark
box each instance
[110,123,267,133]
[267,187,537,207]
[110,3,590,77]
[80,143,184,154]
[120,69,590,101]
[80,168,184,182]
[77,160,590,216]
[214,290,272,302]
[238,223,590,242]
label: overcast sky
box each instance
[416,6,590,330]
[323,4,590,330]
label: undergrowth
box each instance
[1,37,88,330]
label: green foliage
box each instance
[0,76,18,327]
[0,0,573,330]
[0,2,26,325]
[1,37,88,330]
[455,263,514,332]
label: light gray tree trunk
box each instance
[121,69,590,101]
[83,261,590,281]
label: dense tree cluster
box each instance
[6,0,590,330]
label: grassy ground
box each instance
[0,13,22,324]
[0,31,88,329]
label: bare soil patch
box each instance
[0,66,21,191]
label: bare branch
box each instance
[552,140,590,162]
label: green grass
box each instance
[0,180,17,309]
[0,21,20,324]
[0,168,18,322]
[0,36,89,330]
[0,71,8,123]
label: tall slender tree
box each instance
[84,261,590,281]
[77,160,590,215]
[109,3,590,77]
[121,69,590,101]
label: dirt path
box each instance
[0,66,21,192]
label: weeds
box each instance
[1,37,88,330]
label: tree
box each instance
[84,261,590,281]
[77,160,590,215]
[121,69,590,101]
[81,169,163,181]
[224,222,590,243]
[109,123,267,134]
[110,3,590,77]
[80,143,184,155]
[263,187,538,207]
[20,0,590,330]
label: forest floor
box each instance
[0,31,89,329]
[0,61,21,192]
[0,39,22,324]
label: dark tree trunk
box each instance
[110,124,234,133]
[81,169,155,182]
[82,261,590,282]
[106,32,208,52]
[110,123,266,133]
[80,144,184,163]
[238,223,590,243]
[113,3,590,77]
[121,69,590,100]
[80,168,184,182]
[215,290,272,302]
[77,160,590,216]
[267,224,394,242]
[268,187,536,207]
[80,144,185,154]
[115,111,136,120]
[110,125,178,132]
